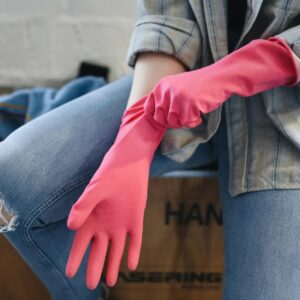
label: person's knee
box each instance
[0,136,52,231]
[0,134,93,233]
[0,140,28,232]
[0,191,19,233]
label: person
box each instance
[1,0,300,299]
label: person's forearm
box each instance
[126,52,187,109]
[142,37,299,129]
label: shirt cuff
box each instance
[274,28,300,85]
[126,15,201,70]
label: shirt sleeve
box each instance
[275,25,300,85]
[126,0,202,70]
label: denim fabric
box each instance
[0,76,106,141]
[0,74,215,299]
[214,108,300,300]
[127,0,300,196]
[2,73,300,299]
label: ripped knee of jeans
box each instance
[0,194,18,233]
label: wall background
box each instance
[0,0,137,87]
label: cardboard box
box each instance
[110,176,224,300]
[0,175,223,300]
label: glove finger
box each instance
[127,229,143,271]
[143,92,155,115]
[66,228,91,278]
[154,106,168,127]
[86,234,109,290]
[180,106,203,128]
[67,188,102,230]
[106,234,126,287]
[167,111,181,128]
[182,115,203,128]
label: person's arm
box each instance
[125,0,202,108]
[142,37,300,129]
[126,52,187,109]
[65,1,203,289]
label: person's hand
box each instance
[65,96,166,289]
[143,37,299,129]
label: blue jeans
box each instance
[1,73,300,300]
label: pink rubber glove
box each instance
[65,96,166,289]
[143,37,299,129]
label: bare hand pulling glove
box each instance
[65,36,299,289]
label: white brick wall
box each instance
[0,0,138,87]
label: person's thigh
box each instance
[0,73,216,299]
[213,108,300,300]
[0,74,138,300]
